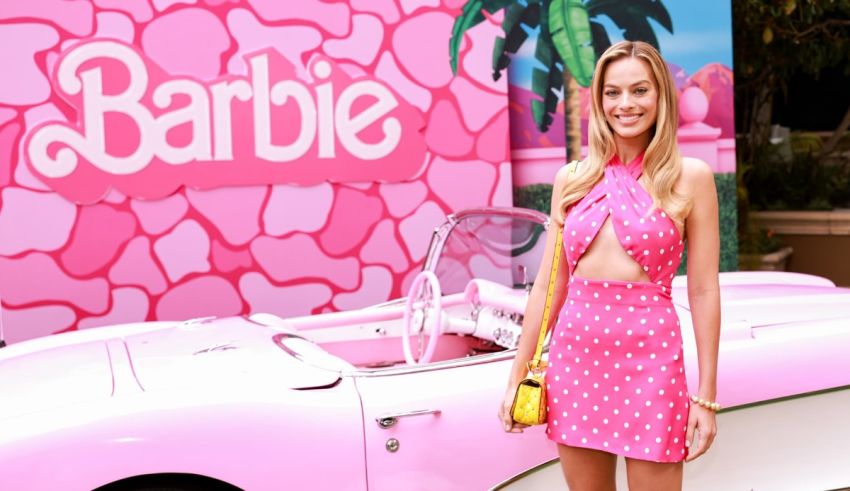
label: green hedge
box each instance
[513,172,738,275]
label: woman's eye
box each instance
[634,87,648,95]
[605,90,618,97]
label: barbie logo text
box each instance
[25,41,426,203]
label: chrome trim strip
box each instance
[343,347,533,377]
[375,408,441,428]
[489,459,560,491]
[422,207,550,274]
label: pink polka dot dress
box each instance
[545,153,690,462]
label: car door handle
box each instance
[376,409,441,429]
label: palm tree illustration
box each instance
[450,0,673,160]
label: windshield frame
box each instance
[422,207,550,275]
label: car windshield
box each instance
[433,213,547,295]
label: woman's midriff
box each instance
[571,218,651,284]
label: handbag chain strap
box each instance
[527,159,578,374]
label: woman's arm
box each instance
[681,157,721,461]
[499,164,574,432]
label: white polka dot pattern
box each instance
[545,277,689,462]
[545,155,689,463]
[562,153,684,284]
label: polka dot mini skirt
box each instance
[545,276,690,462]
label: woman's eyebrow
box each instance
[603,80,652,88]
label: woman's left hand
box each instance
[684,403,717,462]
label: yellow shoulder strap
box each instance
[528,160,577,372]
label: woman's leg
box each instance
[557,444,617,491]
[624,457,683,491]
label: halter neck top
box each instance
[562,153,684,288]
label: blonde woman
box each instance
[499,41,720,490]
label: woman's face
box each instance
[601,57,659,145]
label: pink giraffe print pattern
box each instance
[0,1,512,343]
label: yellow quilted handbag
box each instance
[510,160,574,426]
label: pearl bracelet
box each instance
[689,394,721,412]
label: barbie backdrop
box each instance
[0,0,736,344]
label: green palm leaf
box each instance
[586,0,673,50]
[548,0,596,87]
[530,38,564,132]
[450,0,515,74]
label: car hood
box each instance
[0,317,345,420]
[122,316,345,393]
[0,341,114,420]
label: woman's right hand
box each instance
[498,380,530,433]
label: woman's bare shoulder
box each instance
[552,160,584,191]
[679,157,714,192]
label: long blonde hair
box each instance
[557,41,690,225]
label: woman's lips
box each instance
[615,114,642,125]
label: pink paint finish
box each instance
[60,204,137,277]
[109,237,169,295]
[141,8,230,80]
[319,188,384,256]
[155,275,242,319]
[0,253,109,313]
[251,234,360,289]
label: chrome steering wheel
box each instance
[402,271,442,365]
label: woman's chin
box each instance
[612,127,652,142]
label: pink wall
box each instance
[0,1,512,343]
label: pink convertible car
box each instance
[1,207,849,491]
